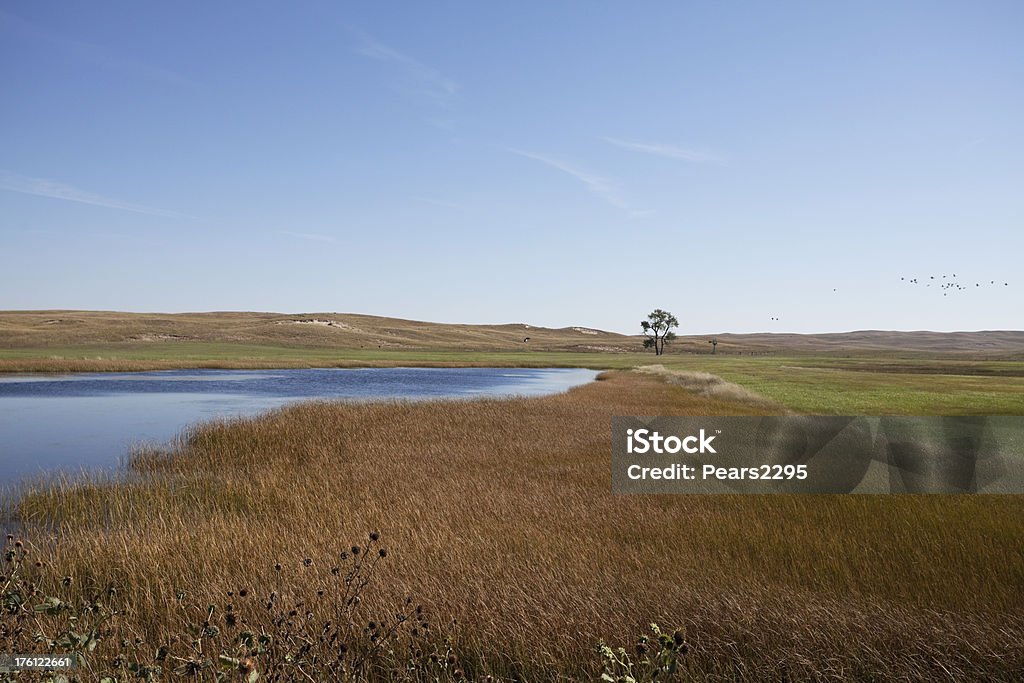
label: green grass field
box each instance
[3,341,1024,415]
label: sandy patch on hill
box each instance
[277,319,365,333]
[129,334,194,342]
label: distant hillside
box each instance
[2,311,1023,358]
[0,311,633,353]
[691,330,1024,358]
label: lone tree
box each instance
[708,338,718,354]
[641,308,678,356]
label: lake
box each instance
[0,367,597,485]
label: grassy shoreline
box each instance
[4,345,1024,415]
[4,371,1023,681]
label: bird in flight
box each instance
[901,273,1009,297]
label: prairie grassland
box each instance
[4,308,1024,415]
[4,310,1023,358]
[654,356,1024,415]
[4,342,1024,416]
[10,371,1024,681]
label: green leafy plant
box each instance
[598,623,688,683]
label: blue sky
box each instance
[1,1,1021,334]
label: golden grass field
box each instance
[2,311,1024,680]
[5,370,1023,681]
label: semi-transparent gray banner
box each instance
[612,416,1024,494]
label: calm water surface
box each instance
[0,367,597,484]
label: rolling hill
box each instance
[2,310,1023,358]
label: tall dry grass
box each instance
[7,371,1024,681]
[633,364,791,411]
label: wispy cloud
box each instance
[1,9,194,88]
[351,30,459,104]
[10,228,63,236]
[412,196,465,210]
[276,230,338,243]
[601,137,725,164]
[960,137,985,152]
[426,117,458,131]
[507,148,627,209]
[8,227,167,248]
[0,169,190,218]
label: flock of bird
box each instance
[901,274,1010,297]
[766,275,1010,320]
